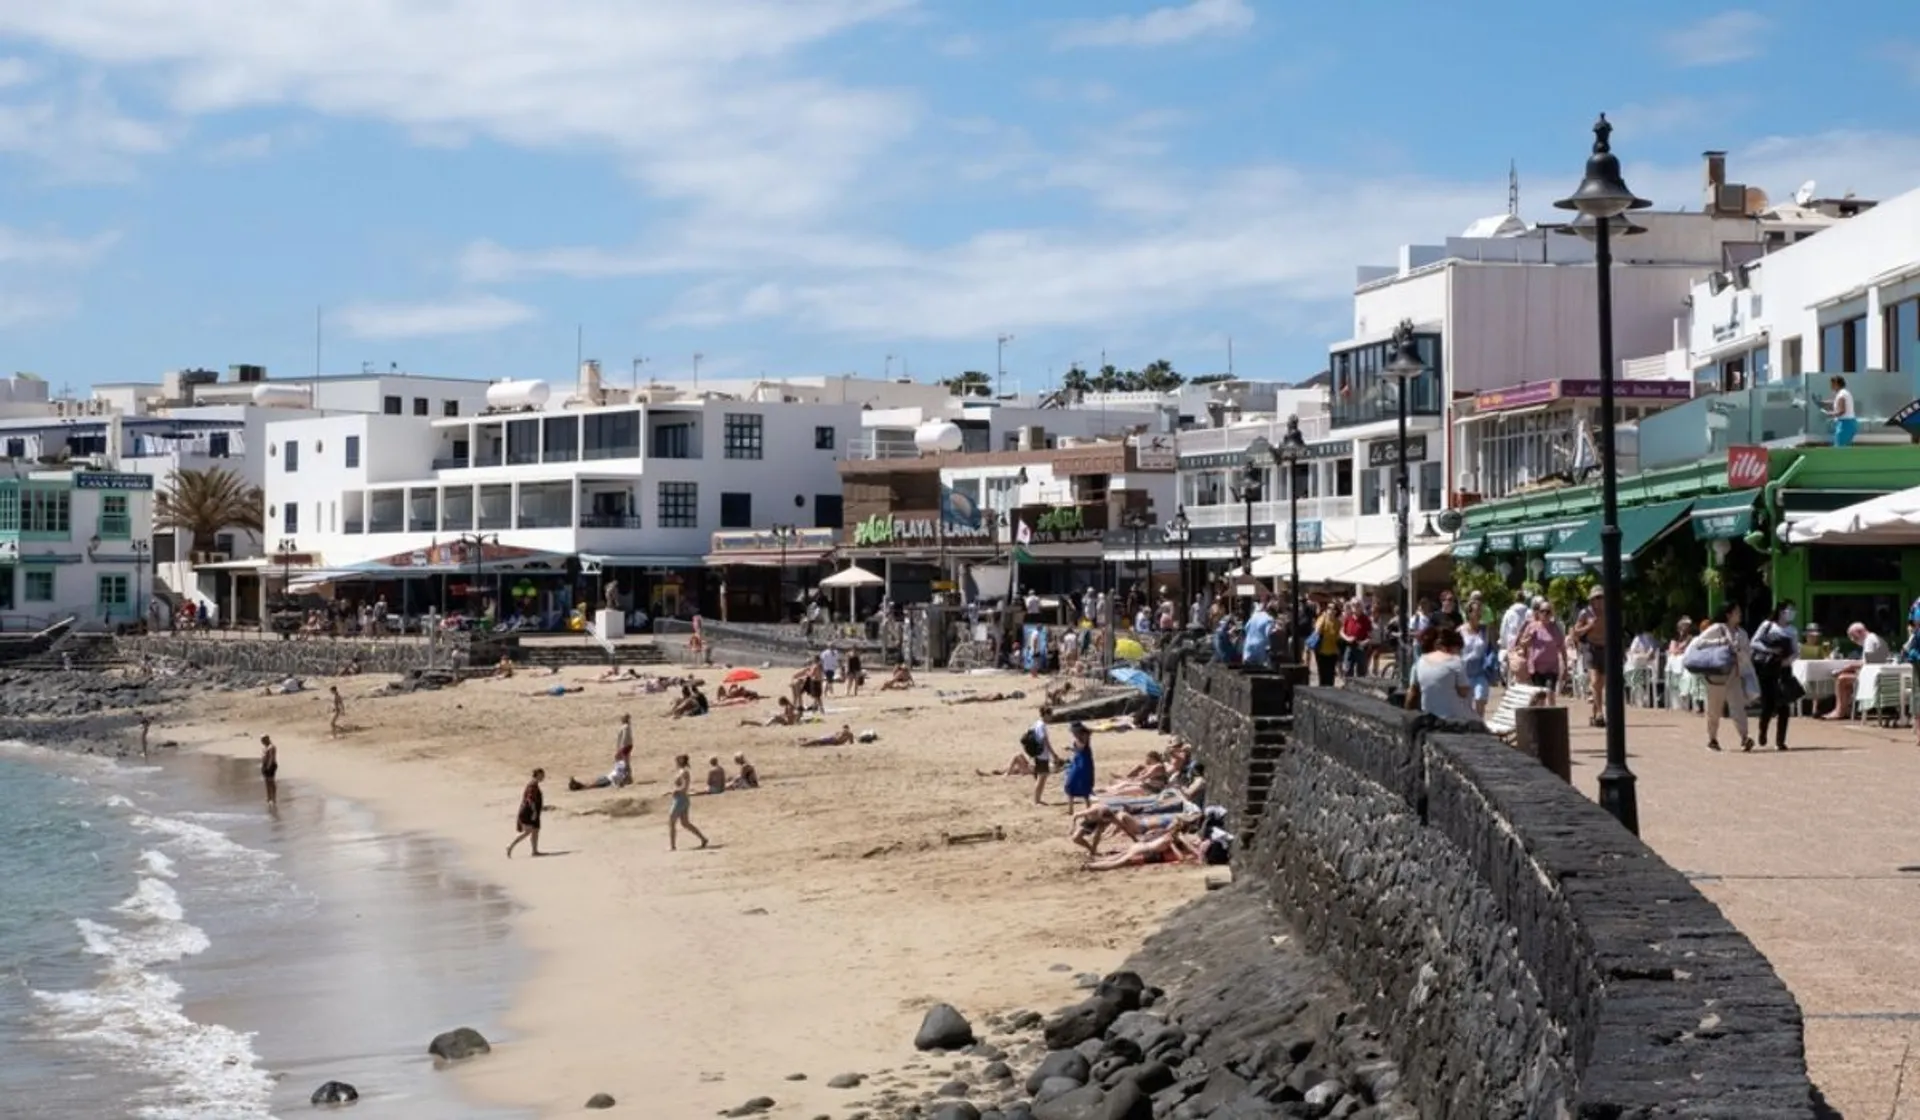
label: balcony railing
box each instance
[1181,496,1356,530]
[844,435,924,461]
[432,455,468,471]
[579,514,644,529]
[408,517,437,532]
[1174,414,1334,458]
[473,450,504,468]
[478,513,512,530]
[367,518,404,534]
[344,519,364,534]
[1637,371,1913,471]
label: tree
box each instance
[1061,364,1093,398]
[1190,373,1234,385]
[1093,364,1123,393]
[157,467,263,556]
[1138,359,1184,391]
[941,370,992,397]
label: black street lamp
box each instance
[1237,437,1269,604]
[770,524,799,621]
[455,532,499,624]
[1556,113,1649,836]
[1384,323,1424,686]
[1122,508,1153,609]
[1166,506,1190,617]
[1273,417,1309,664]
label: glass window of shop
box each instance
[1360,467,1383,516]
[1884,297,1920,375]
[1819,314,1867,373]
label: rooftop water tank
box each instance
[486,380,552,410]
[914,420,964,454]
[250,384,311,408]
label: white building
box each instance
[0,466,157,631]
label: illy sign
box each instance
[1727,446,1769,489]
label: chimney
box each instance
[1703,150,1727,209]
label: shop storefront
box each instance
[704,528,837,622]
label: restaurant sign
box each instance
[709,527,838,554]
[1366,436,1428,468]
[1014,503,1107,545]
[73,472,155,491]
[851,513,989,548]
[1472,379,1694,413]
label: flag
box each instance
[1016,520,1033,546]
[1013,545,1033,565]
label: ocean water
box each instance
[0,744,525,1120]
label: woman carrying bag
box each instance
[1685,603,1755,752]
[1750,600,1802,751]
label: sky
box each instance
[5,0,1920,394]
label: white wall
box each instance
[1448,264,1696,393]
[1746,187,1920,375]
[3,471,157,630]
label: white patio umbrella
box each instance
[1782,484,1920,545]
[819,565,885,621]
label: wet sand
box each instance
[175,663,1207,1117]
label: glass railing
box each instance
[1637,372,1915,471]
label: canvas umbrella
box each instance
[723,668,761,684]
[1109,666,1163,698]
[1113,636,1147,661]
[819,564,885,621]
[1781,483,1920,545]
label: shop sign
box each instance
[1484,530,1518,553]
[1518,525,1557,550]
[1727,445,1769,489]
[1135,435,1176,471]
[1287,520,1323,551]
[710,528,838,553]
[1179,439,1351,470]
[1546,555,1589,577]
[1693,507,1754,541]
[73,472,154,491]
[1367,436,1428,468]
[1014,503,1107,545]
[850,513,989,548]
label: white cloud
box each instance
[1055,0,1255,49]
[1658,11,1770,67]
[0,75,176,181]
[0,0,915,219]
[335,294,537,340]
[0,57,38,88]
[0,225,117,326]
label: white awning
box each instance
[1251,545,1385,584]
[1334,543,1452,588]
[1782,485,1920,545]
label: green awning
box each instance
[1543,516,1603,576]
[1484,528,1519,553]
[1690,491,1759,541]
[1451,534,1485,560]
[1586,498,1695,565]
[1515,520,1584,552]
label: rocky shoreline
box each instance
[701,885,1412,1120]
[0,663,278,752]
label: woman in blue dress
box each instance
[1062,721,1096,810]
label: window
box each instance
[1419,461,1444,512]
[1751,346,1770,383]
[443,399,461,417]
[383,395,402,415]
[723,413,764,459]
[651,422,692,459]
[97,574,129,614]
[345,435,360,468]
[1885,298,1920,376]
[413,397,429,416]
[99,495,130,539]
[1329,332,1445,429]
[542,416,579,463]
[507,418,540,465]
[4,437,25,459]
[1781,336,1803,378]
[583,410,641,460]
[21,488,69,534]
[815,494,843,529]
[720,492,753,528]
[1820,314,1867,373]
[284,440,299,472]
[659,481,699,527]
[0,485,18,532]
[1333,459,1353,498]
[1360,469,1383,516]
[814,425,836,450]
[284,502,298,534]
[208,432,230,458]
[24,570,54,602]
[214,533,235,554]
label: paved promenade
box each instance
[1556,702,1920,1118]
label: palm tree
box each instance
[156,467,264,556]
[1138,359,1184,391]
[941,370,992,397]
[1061,364,1093,399]
[1093,364,1123,393]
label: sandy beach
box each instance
[174,659,1207,1117]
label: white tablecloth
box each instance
[1792,659,1850,687]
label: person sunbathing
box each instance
[704,757,727,794]
[492,657,516,679]
[1081,831,1205,871]
[879,664,915,691]
[727,753,759,790]
[1101,752,1170,797]
[568,755,632,791]
[798,724,855,748]
[739,697,799,727]
[1069,803,1149,855]
[667,681,710,719]
[530,684,585,697]
[943,689,1027,705]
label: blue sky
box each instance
[4,0,1920,392]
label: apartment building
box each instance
[0,466,156,630]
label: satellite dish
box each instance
[1436,509,1464,534]
[1794,180,1816,206]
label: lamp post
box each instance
[1384,323,1424,686]
[1166,506,1190,613]
[1273,417,1308,664]
[996,333,1015,398]
[1122,509,1153,614]
[456,531,499,624]
[1237,437,1270,605]
[132,538,151,629]
[1556,113,1650,836]
[771,523,799,621]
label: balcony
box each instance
[473,449,504,468]
[1174,415,1333,458]
[1637,371,1913,471]
[344,519,364,534]
[367,517,404,534]
[432,455,468,471]
[579,514,644,529]
[1181,496,1356,531]
[844,435,923,460]
[408,517,437,532]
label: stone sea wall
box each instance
[1173,661,1820,1119]
[124,635,455,678]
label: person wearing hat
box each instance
[1571,586,1610,727]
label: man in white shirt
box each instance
[819,646,841,695]
[1499,596,1532,683]
[1828,621,1891,719]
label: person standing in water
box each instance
[138,713,152,760]
[668,754,709,851]
[259,735,279,806]
[329,686,346,738]
[507,768,546,858]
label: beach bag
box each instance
[1681,637,1735,677]
[1020,728,1044,758]
[1305,629,1321,652]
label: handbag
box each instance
[1305,629,1322,652]
[1779,672,1807,703]
[1681,637,1735,676]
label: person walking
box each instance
[1061,721,1096,812]
[507,768,546,857]
[668,754,710,851]
[1571,587,1610,728]
[1340,602,1372,680]
[1459,601,1492,717]
[1519,599,1566,700]
[138,713,152,760]
[1751,600,1801,751]
[1310,602,1342,687]
[329,685,346,738]
[1020,718,1060,805]
[1824,375,1858,447]
[1695,604,1755,752]
[259,735,279,807]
